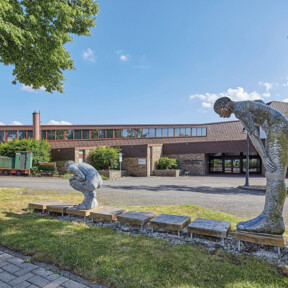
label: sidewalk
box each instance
[0,249,100,288]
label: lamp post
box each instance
[242,128,249,187]
[245,133,250,187]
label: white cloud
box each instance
[82,48,96,62]
[47,120,72,125]
[10,121,23,125]
[0,122,5,125]
[21,85,45,92]
[189,87,266,109]
[202,102,212,108]
[120,55,129,62]
[259,82,273,92]
[283,98,288,103]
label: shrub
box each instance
[0,138,51,174]
[157,157,179,170]
[88,146,121,170]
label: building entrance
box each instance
[209,153,261,175]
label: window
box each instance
[7,131,16,141]
[180,128,186,136]
[122,129,128,138]
[156,128,161,137]
[135,128,142,138]
[106,129,113,138]
[47,130,55,140]
[202,127,207,136]
[162,128,168,137]
[0,131,4,142]
[185,128,191,136]
[18,130,26,140]
[175,128,180,137]
[149,128,155,137]
[168,128,174,137]
[66,130,73,140]
[127,129,135,137]
[91,129,98,139]
[142,128,149,137]
[82,130,89,139]
[42,131,47,140]
[74,130,81,139]
[56,130,64,140]
[99,129,105,138]
[192,128,196,136]
[114,129,121,138]
[27,131,33,138]
[197,128,202,136]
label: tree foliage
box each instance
[0,0,99,92]
[0,138,51,173]
[158,157,179,170]
[88,146,121,170]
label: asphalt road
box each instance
[1,175,288,222]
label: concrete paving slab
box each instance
[90,207,128,221]
[66,207,103,217]
[149,214,191,231]
[117,211,156,226]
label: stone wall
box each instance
[153,169,183,177]
[122,158,148,176]
[98,170,127,180]
[165,153,208,175]
[148,145,163,176]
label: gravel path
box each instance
[1,175,288,222]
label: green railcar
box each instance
[0,151,33,176]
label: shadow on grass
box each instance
[0,212,287,288]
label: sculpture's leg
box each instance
[237,134,288,235]
[77,191,98,210]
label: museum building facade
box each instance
[0,101,287,176]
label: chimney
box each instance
[32,111,40,140]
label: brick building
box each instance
[0,101,287,176]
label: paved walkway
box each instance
[0,250,96,288]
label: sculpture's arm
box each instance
[67,164,86,181]
[239,115,277,173]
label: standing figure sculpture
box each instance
[65,161,103,210]
[214,97,288,235]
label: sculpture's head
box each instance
[214,97,234,118]
[65,160,74,171]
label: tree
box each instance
[88,146,121,170]
[157,157,179,170]
[0,138,51,173]
[0,0,99,93]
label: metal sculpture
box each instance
[65,161,103,210]
[214,97,288,235]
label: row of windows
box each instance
[0,130,33,142]
[0,127,207,142]
[41,127,207,140]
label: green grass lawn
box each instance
[0,187,287,288]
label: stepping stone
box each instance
[66,206,104,218]
[46,202,78,216]
[187,218,231,246]
[28,200,61,212]
[117,211,156,230]
[149,214,191,236]
[90,207,128,223]
[235,231,284,256]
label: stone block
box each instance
[0,271,16,283]
[188,218,231,238]
[2,263,21,273]
[46,203,78,214]
[235,231,285,247]
[117,211,156,226]
[66,207,103,217]
[90,207,128,221]
[28,200,61,211]
[149,214,191,231]
[27,275,50,287]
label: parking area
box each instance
[1,175,288,222]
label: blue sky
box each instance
[1,0,288,125]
